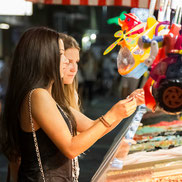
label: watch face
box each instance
[131,8,149,22]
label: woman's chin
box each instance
[64,80,74,85]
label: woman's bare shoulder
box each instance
[30,88,56,109]
[31,88,50,96]
[31,88,52,101]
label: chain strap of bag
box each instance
[29,90,46,182]
[56,104,79,182]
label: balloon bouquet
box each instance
[104,0,182,114]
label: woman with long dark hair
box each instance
[1,27,138,182]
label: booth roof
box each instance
[26,0,151,9]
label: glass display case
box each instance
[91,106,182,182]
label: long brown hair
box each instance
[0,27,76,162]
[59,33,81,111]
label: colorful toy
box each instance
[104,16,166,79]
[103,22,146,55]
[118,13,144,34]
[137,21,170,67]
[104,1,182,114]
[104,12,148,56]
[117,17,165,79]
[143,23,181,112]
[150,30,182,113]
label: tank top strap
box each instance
[56,104,72,134]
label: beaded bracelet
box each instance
[99,115,112,128]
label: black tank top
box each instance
[18,106,73,182]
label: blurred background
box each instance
[0,0,151,110]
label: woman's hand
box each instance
[104,97,137,125]
[128,88,145,106]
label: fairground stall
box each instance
[27,0,182,181]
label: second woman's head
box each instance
[59,33,80,84]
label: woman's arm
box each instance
[70,98,137,137]
[72,88,145,137]
[101,89,145,137]
[31,89,137,159]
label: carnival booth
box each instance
[27,0,182,181]
[93,0,182,181]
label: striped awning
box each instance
[26,0,151,8]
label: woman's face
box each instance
[63,48,79,84]
[59,39,69,78]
